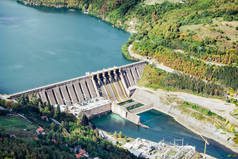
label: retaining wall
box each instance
[111,103,140,125]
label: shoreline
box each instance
[132,87,238,154]
[10,0,238,155]
[153,107,238,153]
[98,129,216,159]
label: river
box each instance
[92,110,237,159]
[0,0,130,94]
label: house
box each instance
[52,139,56,143]
[75,154,82,158]
[10,134,16,138]
[80,149,86,154]
[129,150,142,158]
[80,149,89,157]
[36,127,44,135]
[41,116,48,121]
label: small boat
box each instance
[69,9,76,12]
[84,9,89,14]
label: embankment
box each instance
[111,103,140,125]
[131,86,238,153]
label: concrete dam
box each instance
[9,61,146,106]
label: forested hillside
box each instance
[17,0,238,93]
[0,97,139,159]
[138,64,225,96]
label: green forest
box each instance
[0,97,139,159]
[138,64,225,97]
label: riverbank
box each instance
[132,86,238,153]
[98,129,212,159]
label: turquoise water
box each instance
[0,0,130,94]
[1,1,237,158]
[92,110,238,159]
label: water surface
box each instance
[92,110,237,159]
[0,0,130,94]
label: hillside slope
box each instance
[0,97,139,159]
[17,0,238,94]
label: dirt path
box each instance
[174,49,227,67]
[128,45,175,73]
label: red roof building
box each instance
[41,116,48,121]
[36,127,44,135]
[37,127,44,131]
[52,139,56,143]
[75,154,82,158]
[80,149,86,154]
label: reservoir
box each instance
[92,110,237,159]
[1,1,237,159]
[0,0,130,94]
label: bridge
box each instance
[9,61,147,106]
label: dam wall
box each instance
[83,102,111,119]
[9,61,147,106]
[111,103,140,125]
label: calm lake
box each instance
[0,0,130,94]
[1,0,237,158]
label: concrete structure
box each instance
[54,97,111,119]
[8,61,147,123]
[111,103,140,125]
[9,61,146,106]
[79,98,111,119]
[123,138,196,159]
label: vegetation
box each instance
[122,41,136,61]
[180,101,225,121]
[138,64,225,97]
[0,97,140,159]
[17,0,238,92]
[178,101,238,144]
[0,116,36,132]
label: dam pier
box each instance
[9,61,148,124]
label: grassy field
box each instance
[144,0,181,5]
[178,101,226,122]
[0,116,37,138]
[180,18,238,51]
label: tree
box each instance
[51,123,56,131]
[54,105,61,118]
[118,131,122,138]
[17,94,29,106]
[77,113,89,126]
[113,131,118,138]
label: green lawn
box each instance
[0,116,37,138]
